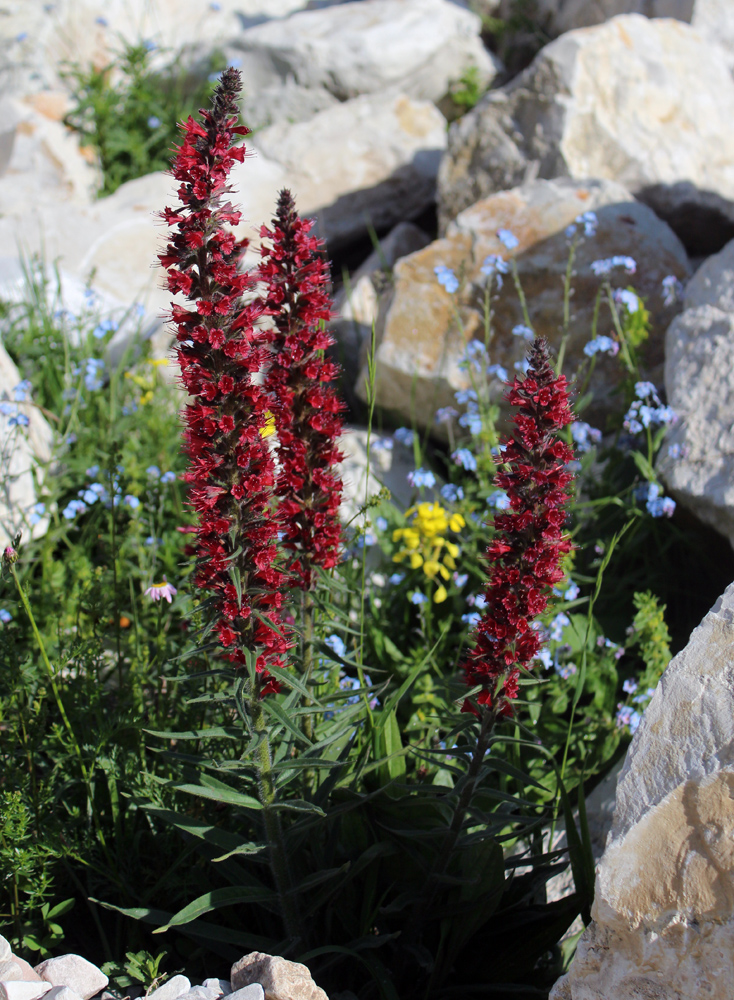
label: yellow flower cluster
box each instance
[392,502,465,603]
[124,358,169,405]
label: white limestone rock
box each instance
[34,956,107,1000]
[245,91,447,251]
[43,987,83,1000]
[338,426,422,525]
[0,984,51,1000]
[357,176,688,431]
[229,0,499,127]
[0,938,9,965]
[657,239,734,548]
[551,580,734,999]
[146,977,191,1000]
[225,989,263,1000]
[438,14,734,256]
[202,984,231,998]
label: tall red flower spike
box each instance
[462,337,575,717]
[159,67,290,693]
[259,189,345,589]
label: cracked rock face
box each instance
[437,14,734,256]
[551,581,734,1000]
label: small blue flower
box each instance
[389,573,405,586]
[514,359,531,374]
[486,490,510,510]
[407,468,436,488]
[549,612,570,642]
[452,448,477,472]
[146,465,161,479]
[0,608,12,623]
[435,406,458,424]
[86,465,99,477]
[555,661,577,679]
[95,16,108,26]
[62,499,87,520]
[13,380,32,402]
[28,502,45,526]
[614,288,640,313]
[571,420,602,452]
[93,318,118,340]
[496,228,519,250]
[564,582,580,601]
[479,254,510,287]
[410,591,429,605]
[0,401,18,417]
[370,436,393,452]
[124,495,140,509]
[622,679,638,695]
[512,324,534,341]
[583,335,619,357]
[375,516,388,531]
[486,364,508,382]
[82,489,100,505]
[160,471,176,483]
[8,413,29,427]
[143,39,156,51]
[458,408,482,435]
[615,704,641,734]
[535,648,553,670]
[393,427,414,446]
[440,483,464,503]
[454,388,478,405]
[590,255,636,276]
[325,634,346,659]
[147,115,162,129]
[209,1,222,9]
[453,573,469,588]
[635,381,658,401]
[461,611,481,628]
[15,31,28,42]
[667,442,687,460]
[647,494,676,518]
[434,265,459,294]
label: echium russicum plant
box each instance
[462,336,575,719]
[259,188,345,591]
[159,68,290,692]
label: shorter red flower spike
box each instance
[461,337,575,716]
[160,67,291,693]
[260,189,345,589]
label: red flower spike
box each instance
[461,337,575,716]
[259,188,346,590]
[159,67,291,693]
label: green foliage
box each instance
[62,42,224,196]
[448,65,486,112]
[101,950,171,992]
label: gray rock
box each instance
[34,957,108,1000]
[229,0,498,126]
[145,977,191,1000]
[230,954,328,1000]
[201,984,230,998]
[247,91,447,252]
[224,988,263,1000]
[0,938,9,965]
[44,988,83,1000]
[338,425,426,524]
[657,240,734,548]
[437,14,734,255]
[357,176,688,431]
[551,580,734,999]
[175,988,222,1000]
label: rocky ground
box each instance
[3,1,734,997]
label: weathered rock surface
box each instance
[231,954,328,1000]
[657,239,734,549]
[332,221,431,392]
[0,341,54,547]
[438,15,734,256]
[43,987,83,1000]
[551,580,734,1000]
[0,938,9,965]
[357,177,688,430]
[530,0,734,67]
[246,91,447,251]
[146,977,191,1000]
[229,0,498,127]
[338,426,419,523]
[34,956,107,1000]
[226,987,264,1000]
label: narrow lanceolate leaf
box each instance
[153,886,276,933]
[166,781,262,811]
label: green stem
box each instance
[555,237,577,375]
[251,693,300,944]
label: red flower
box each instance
[461,337,575,716]
[259,189,345,590]
[159,68,291,691]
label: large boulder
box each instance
[438,14,734,256]
[657,239,734,549]
[356,177,689,430]
[551,580,734,1000]
[228,0,499,127]
[523,0,734,68]
[245,91,447,251]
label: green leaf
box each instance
[153,886,275,933]
[262,697,312,747]
[270,799,326,816]
[165,781,262,811]
[46,898,75,919]
[144,727,244,741]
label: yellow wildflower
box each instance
[391,501,465,599]
[260,411,276,438]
